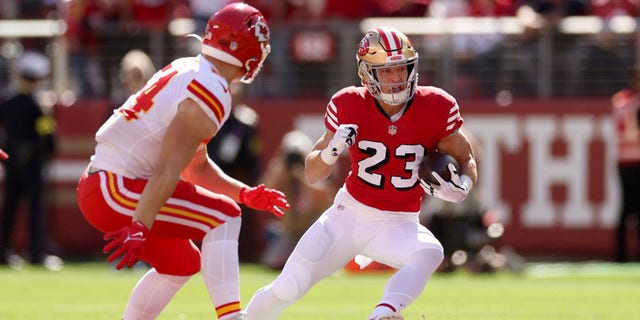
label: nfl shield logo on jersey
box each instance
[388,125,397,135]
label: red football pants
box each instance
[76,170,241,275]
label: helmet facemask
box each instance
[239,14,271,83]
[358,57,418,105]
[356,27,419,106]
[241,40,271,84]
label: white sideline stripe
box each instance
[0,19,66,37]
[526,262,640,278]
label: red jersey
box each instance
[612,88,640,165]
[324,86,463,212]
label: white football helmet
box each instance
[356,27,418,105]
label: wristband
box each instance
[320,148,338,165]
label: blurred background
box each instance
[0,0,638,268]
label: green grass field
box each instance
[1,261,639,320]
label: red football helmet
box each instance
[201,3,271,84]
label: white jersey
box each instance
[91,55,232,178]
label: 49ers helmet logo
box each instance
[357,37,369,57]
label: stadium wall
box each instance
[2,96,625,261]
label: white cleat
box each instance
[373,312,404,320]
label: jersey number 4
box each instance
[117,70,178,121]
[357,141,424,190]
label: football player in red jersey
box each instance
[75,4,289,320]
[611,67,640,262]
[246,27,478,320]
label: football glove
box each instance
[240,184,290,217]
[420,163,473,204]
[103,221,149,270]
[320,124,358,165]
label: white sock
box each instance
[123,268,190,320]
[368,304,399,319]
[201,217,243,318]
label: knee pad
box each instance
[270,255,316,302]
[295,222,334,263]
[271,221,338,302]
[411,248,444,275]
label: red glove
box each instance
[239,184,290,217]
[103,221,149,270]
[0,148,8,160]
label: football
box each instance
[419,151,459,186]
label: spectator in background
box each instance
[611,66,640,262]
[427,0,468,17]
[121,0,190,66]
[578,25,632,96]
[421,128,486,272]
[420,128,523,273]
[189,0,227,34]
[373,0,431,17]
[110,49,156,110]
[578,0,637,95]
[206,83,264,262]
[509,0,588,96]
[119,49,156,95]
[500,2,556,95]
[1,0,55,51]
[260,130,335,269]
[64,0,107,97]
[452,0,518,97]
[206,84,261,187]
[0,51,60,270]
[588,0,639,17]
[502,2,545,95]
[97,0,187,98]
[188,0,275,30]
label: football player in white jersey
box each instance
[76,4,289,320]
[246,27,478,320]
